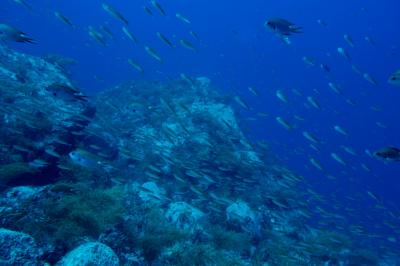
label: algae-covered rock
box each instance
[0,45,95,187]
[165,202,205,231]
[56,242,119,266]
[0,228,43,266]
[138,181,166,204]
[226,201,261,235]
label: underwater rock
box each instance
[165,202,205,232]
[138,181,166,204]
[226,201,260,235]
[0,45,95,187]
[56,242,119,266]
[226,201,256,222]
[1,186,45,210]
[0,228,43,266]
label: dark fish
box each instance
[374,147,400,161]
[102,3,129,25]
[265,18,302,36]
[54,11,74,27]
[151,0,166,16]
[0,23,36,43]
[45,83,88,102]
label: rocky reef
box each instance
[0,45,94,187]
[0,46,398,265]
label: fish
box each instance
[248,86,260,97]
[360,163,371,172]
[364,36,375,46]
[331,153,346,166]
[180,39,197,52]
[328,82,342,94]
[337,47,351,61]
[189,30,199,41]
[180,73,195,86]
[341,145,357,156]
[388,70,400,86]
[309,158,324,171]
[100,25,115,38]
[102,3,129,25]
[276,117,293,130]
[234,96,250,110]
[376,122,387,129]
[144,46,162,63]
[122,27,138,44]
[276,90,288,103]
[292,88,303,97]
[151,0,166,16]
[320,63,330,73]
[343,34,355,47]
[303,131,320,144]
[143,6,153,16]
[128,59,144,73]
[28,159,49,169]
[307,96,321,110]
[54,12,74,27]
[265,18,302,37]
[45,83,87,102]
[0,23,36,43]
[157,32,173,47]
[302,56,316,66]
[44,148,61,158]
[374,147,400,161]
[176,13,191,24]
[69,149,104,168]
[351,65,363,75]
[363,73,378,86]
[317,19,328,27]
[88,26,106,46]
[13,145,31,153]
[13,0,32,11]
[333,125,348,136]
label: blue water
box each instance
[3,0,400,250]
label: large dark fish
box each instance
[0,23,36,43]
[265,18,302,36]
[45,83,88,102]
[374,147,400,161]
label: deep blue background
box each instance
[3,0,400,250]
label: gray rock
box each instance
[165,202,205,231]
[56,242,119,266]
[226,201,260,235]
[0,228,43,266]
[138,182,166,204]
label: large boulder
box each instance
[56,242,119,266]
[0,228,43,266]
[226,201,260,235]
[165,202,205,232]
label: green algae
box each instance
[0,162,37,184]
